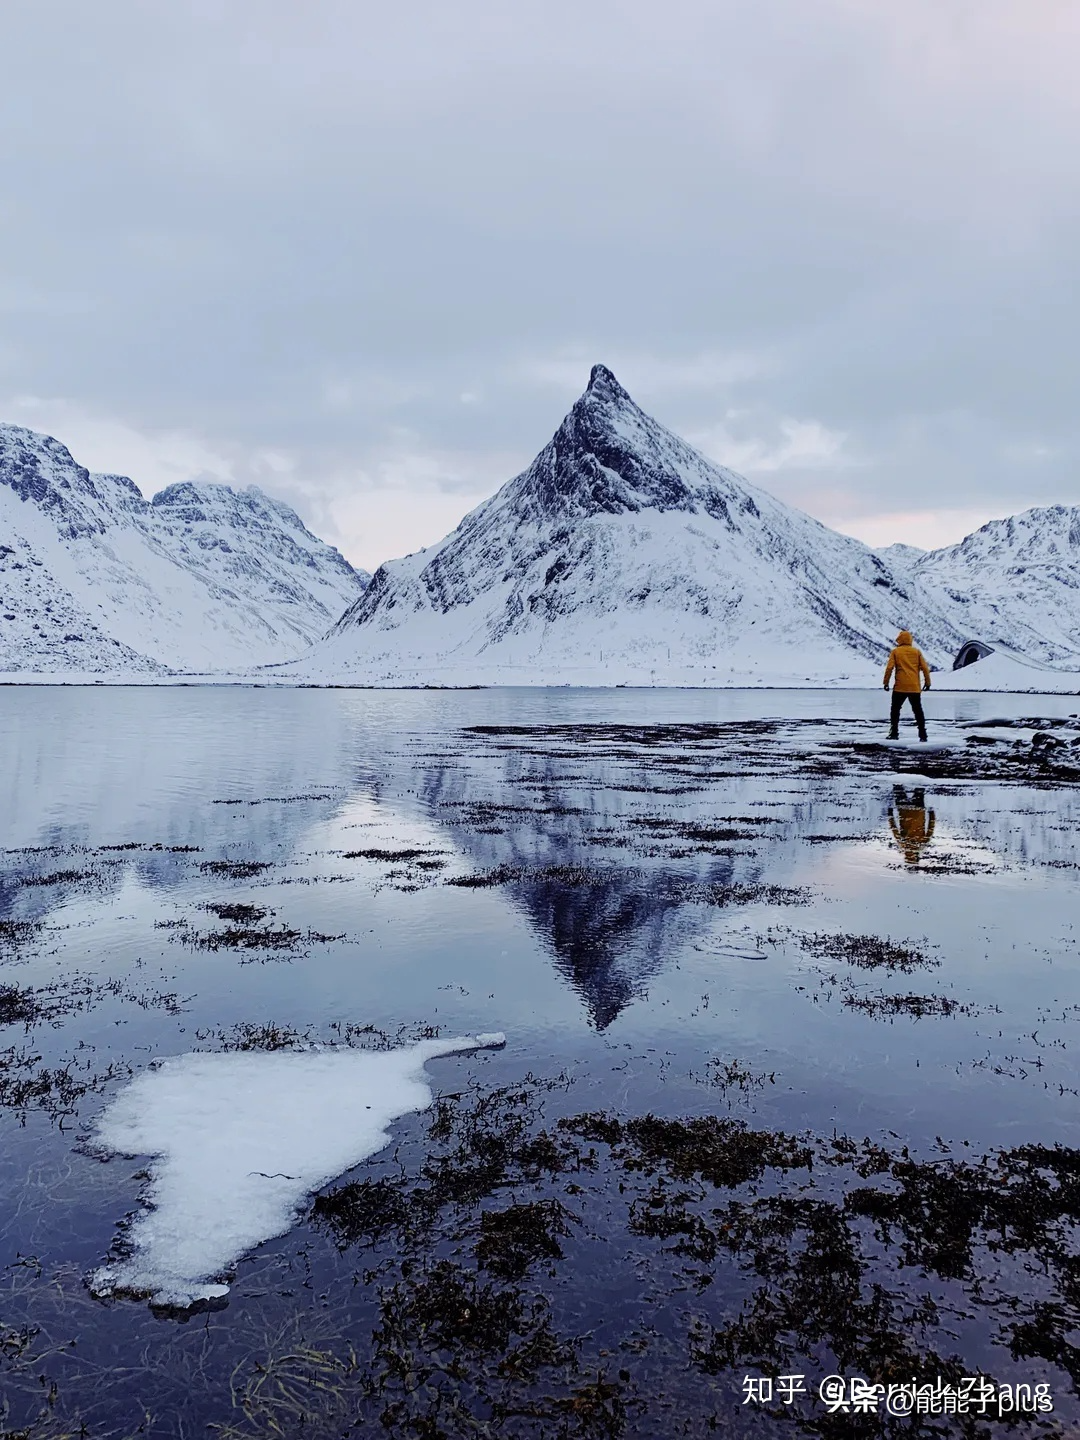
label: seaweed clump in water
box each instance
[685,880,811,908]
[476,1199,578,1279]
[842,991,969,1019]
[560,1112,812,1194]
[797,930,934,972]
[0,919,40,956]
[203,1020,313,1051]
[169,907,343,955]
[205,902,269,925]
[197,860,272,879]
[302,1081,1080,1437]
[313,1176,410,1248]
[0,984,43,1027]
[18,869,94,888]
[0,1044,130,1119]
[446,864,607,890]
[343,847,447,862]
[702,1057,777,1099]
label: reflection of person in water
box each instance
[889,786,935,865]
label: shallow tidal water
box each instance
[2,684,1080,1437]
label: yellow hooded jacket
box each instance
[884,631,931,693]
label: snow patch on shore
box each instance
[88,1033,506,1308]
[936,651,1080,694]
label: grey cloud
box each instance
[1,0,1076,566]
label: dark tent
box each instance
[953,639,995,670]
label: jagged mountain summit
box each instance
[0,425,368,673]
[286,365,964,686]
[912,506,1080,666]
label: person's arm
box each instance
[920,651,932,690]
[884,650,896,689]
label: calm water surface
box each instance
[2,686,1079,1436]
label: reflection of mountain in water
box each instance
[7,694,1080,1026]
[502,871,703,1031]
[398,725,1080,1028]
[409,747,783,1030]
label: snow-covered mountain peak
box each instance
[151,479,286,520]
[911,506,1080,665]
[876,542,926,569]
[150,480,328,542]
[491,365,760,527]
[585,362,630,399]
[0,423,135,540]
[1,421,368,673]
[153,479,287,527]
[149,477,358,585]
[92,473,147,512]
[299,367,966,684]
[0,423,79,487]
[932,505,1080,567]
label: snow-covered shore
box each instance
[2,662,1077,693]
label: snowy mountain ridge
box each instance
[286,365,969,686]
[0,424,368,673]
[5,372,1079,687]
[912,506,1080,665]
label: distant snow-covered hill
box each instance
[875,542,926,572]
[282,365,965,686]
[913,506,1080,665]
[0,425,368,672]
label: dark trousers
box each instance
[889,690,926,740]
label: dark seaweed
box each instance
[796,931,935,973]
[197,860,272,879]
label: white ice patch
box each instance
[88,1033,506,1308]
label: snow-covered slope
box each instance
[0,425,368,672]
[284,366,964,686]
[936,649,1080,693]
[913,507,1080,666]
[876,542,926,572]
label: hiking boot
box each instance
[887,732,899,741]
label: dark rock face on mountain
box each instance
[0,428,139,540]
[0,424,368,672]
[296,366,964,685]
[503,364,757,520]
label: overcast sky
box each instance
[2,0,1077,571]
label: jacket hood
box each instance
[896,630,914,645]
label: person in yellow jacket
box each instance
[883,630,931,741]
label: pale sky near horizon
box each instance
[1,0,1077,573]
